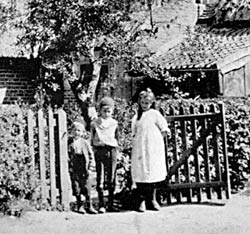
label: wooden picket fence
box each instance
[162,102,231,203]
[27,108,70,210]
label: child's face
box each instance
[73,125,85,138]
[100,106,113,119]
[140,97,152,111]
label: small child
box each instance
[68,118,97,214]
[90,97,119,213]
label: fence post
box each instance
[57,109,70,211]
[48,107,57,207]
[27,109,35,169]
[210,104,222,199]
[38,109,47,203]
[219,103,231,199]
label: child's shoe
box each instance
[150,200,160,211]
[98,207,106,214]
[78,206,87,214]
[87,206,98,214]
[150,188,160,211]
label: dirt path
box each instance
[1,190,250,234]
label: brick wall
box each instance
[0,57,40,104]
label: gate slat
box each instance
[210,104,222,199]
[27,109,35,169]
[219,103,231,199]
[57,109,70,211]
[190,106,202,202]
[200,104,212,199]
[180,106,192,203]
[163,109,172,205]
[38,109,47,202]
[170,106,181,203]
[48,107,57,207]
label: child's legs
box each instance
[105,148,117,190]
[71,176,83,209]
[80,176,98,214]
[105,148,117,209]
[136,183,155,203]
[94,149,105,192]
[95,148,106,208]
[136,182,160,210]
[136,183,149,198]
[82,177,92,201]
[71,178,81,198]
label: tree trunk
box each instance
[87,59,102,103]
[69,59,102,130]
[79,59,102,130]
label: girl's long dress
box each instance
[131,109,169,183]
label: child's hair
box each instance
[99,96,115,110]
[137,88,155,120]
[139,88,155,101]
[72,118,86,132]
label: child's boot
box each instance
[76,196,86,214]
[98,190,106,214]
[150,188,160,211]
[107,187,119,212]
[86,198,98,214]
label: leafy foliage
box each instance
[17,0,147,76]
[0,1,14,33]
[0,105,39,215]
[16,0,159,127]
[215,0,250,23]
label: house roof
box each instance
[155,27,250,70]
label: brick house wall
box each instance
[0,57,40,104]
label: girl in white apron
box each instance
[131,88,169,212]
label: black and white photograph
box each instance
[1,0,250,233]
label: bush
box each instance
[0,105,39,215]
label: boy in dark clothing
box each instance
[90,97,119,213]
[69,118,97,214]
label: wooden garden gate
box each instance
[162,103,231,203]
[27,108,70,210]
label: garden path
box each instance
[1,187,250,234]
